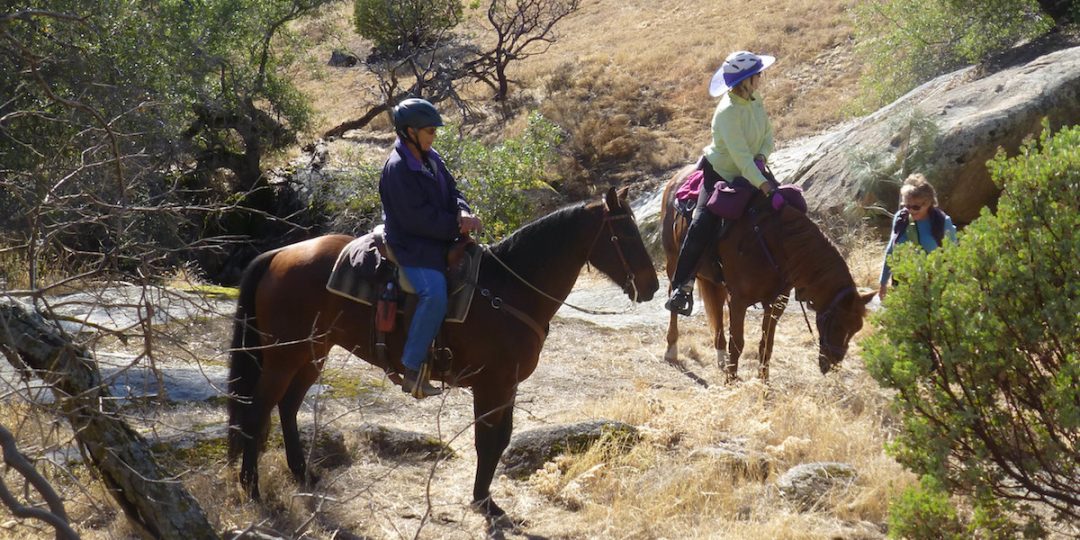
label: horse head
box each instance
[589,187,659,302]
[815,287,876,373]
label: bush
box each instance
[853,0,1054,107]
[438,112,564,242]
[864,122,1079,535]
[353,0,462,54]
[319,113,562,242]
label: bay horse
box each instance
[226,187,658,519]
[660,166,874,383]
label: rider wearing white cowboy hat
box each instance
[666,50,778,316]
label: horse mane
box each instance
[490,201,592,263]
[775,208,855,308]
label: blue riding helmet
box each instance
[392,98,444,138]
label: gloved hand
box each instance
[770,189,786,211]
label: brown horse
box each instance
[226,187,658,519]
[660,166,873,383]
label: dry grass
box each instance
[0,236,916,539]
[289,0,865,192]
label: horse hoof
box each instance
[471,497,506,518]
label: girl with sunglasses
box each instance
[878,173,958,299]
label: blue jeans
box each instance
[400,266,448,371]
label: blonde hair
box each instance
[899,173,938,207]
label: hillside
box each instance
[291,0,864,191]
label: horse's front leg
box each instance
[758,295,789,382]
[726,300,749,383]
[471,384,516,521]
[664,305,681,366]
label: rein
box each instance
[475,210,640,339]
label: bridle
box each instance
[478,207,643,340]
[586,209,640,303]
[815,286,856,359]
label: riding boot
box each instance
[403,361,442,398]
[666,208,722,316]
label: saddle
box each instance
[325,227,481,323]
[325,229,483,379]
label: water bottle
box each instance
[376,281,397,333]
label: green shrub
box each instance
[887,475,964,539]
[853,0,1054,108]
[864,122,1080,536]
[437,112,563,242]
[353,0,463,53]
[318,113,562,241]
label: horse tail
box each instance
[227,249,277,463]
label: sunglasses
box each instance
[904,203,924,211]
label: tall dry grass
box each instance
[291,0,864,191]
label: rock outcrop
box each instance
[779,45,1080,224]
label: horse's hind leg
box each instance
[239,361,302,500]
[758,295,789,382]
[699,279,728,371]
[278,360,322,487]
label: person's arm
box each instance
[879,212,903,298]
[715,116,771,192]
[439,162,482,234]
[944,216,958,244]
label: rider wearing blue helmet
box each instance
[380,98,483,397]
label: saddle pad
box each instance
[325,237,482,324]
[675,169,705,202]
[325,233,386,305]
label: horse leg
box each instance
[725,300,748,383]
[277,360,322,487]
[757,296,788,382]
[664,307,681,366]
[471,384,516,520]
[699,279,728,371]
[239,367,297,500]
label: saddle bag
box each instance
[705,180,754,219]
[375,281,399,333]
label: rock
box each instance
[688,438,772,480]
[299,426,351,469]
[499,420,639,479]
[328,50,358,67]
[776,461,857,511]
[353,423,454,461]
[786,45,1080,224]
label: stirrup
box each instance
[665,287,694,316]
[403,363,442,399]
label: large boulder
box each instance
[499,420,639,479]
[781,44,1080,224]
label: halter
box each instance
[815,286,855,358]
[478,208,641,340]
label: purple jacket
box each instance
[379,139,471,270]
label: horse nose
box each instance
[635,275,659,302]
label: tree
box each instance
[864,123,1079,536]
[465,0,581,101]
[853,0,1062,106]
[353,0,463,54]
[1,2,334,535]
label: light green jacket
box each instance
[703,91,774,189]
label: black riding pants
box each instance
[671,158,724,289]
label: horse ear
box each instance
[859,290,876,306]
[604,186,622,212]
